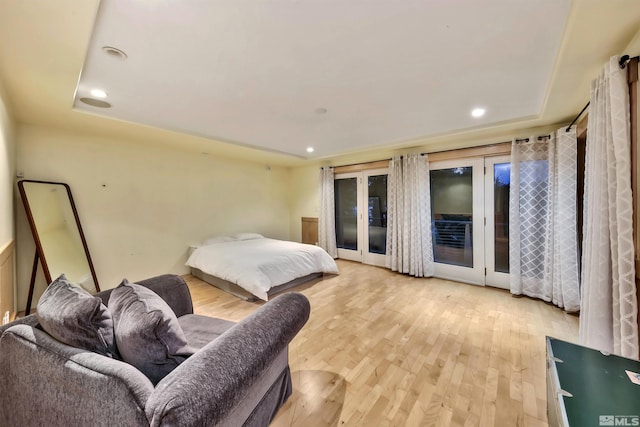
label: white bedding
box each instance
[186,237,339,301]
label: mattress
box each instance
[186,236,339,300]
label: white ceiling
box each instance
[1,0,640,165]
[74,0,571,159]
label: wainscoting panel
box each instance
[301,217,318,245]
[0,240,15,323]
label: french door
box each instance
[429,156,510,288]
[334,168,388,267]
[430,158,485,284]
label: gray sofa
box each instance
[0,274,310,426]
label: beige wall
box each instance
[15,124,292,308]
[289,165,322,243]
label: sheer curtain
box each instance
[386,153,434,277]
[318,167,337,258]
[509,128,580,312]
[580,55,638,358]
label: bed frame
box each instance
[190,266,323,302]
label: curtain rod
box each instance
[566,54,638,132]
[515,135,551,143]
[421,140,511,155]
[565,102,590,132]
[619,54,639,69]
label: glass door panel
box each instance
[485,156,511,289]
[334,174,361,261]
[363,170,388,267]
[430,167,474,267]
[429,158,485,285]
[493,163,510,273]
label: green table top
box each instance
[547,337,640,427]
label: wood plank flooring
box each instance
[186,260,579,426]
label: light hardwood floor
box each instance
[186,260,579,427]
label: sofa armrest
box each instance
[96,274,194,317]
[0,313,39,336]
[145,292,310,427]
[0,324,154,426]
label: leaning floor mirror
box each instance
[18,180,100,314]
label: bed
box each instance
[186,233,339,301]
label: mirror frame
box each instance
[18,180,100,312]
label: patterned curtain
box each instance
[580,55,638,358]
[386,153,434,277]
[318,167,337,258]
[509,128,580,312]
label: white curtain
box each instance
[580,55,638,358]
[318,167,337,258]
[386,153,434,277]
[509,128,580,312]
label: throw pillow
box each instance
[109,279,195,384]
[202,235,236,245]
[234,232,264,241]
[36,274,117,358]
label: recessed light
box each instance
[79,98,111,108]
[102,46,128,60]
[471,108,486,118]
[90,89,107,98]
[306,147,315,153]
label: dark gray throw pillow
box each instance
[109,279,195,385]
[36,274,116,358]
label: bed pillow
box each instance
[36,274,117,358]
[109,279,195,384]
[202,235,236,245]
[234,232,264,241]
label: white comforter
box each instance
[186,237,339,301]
